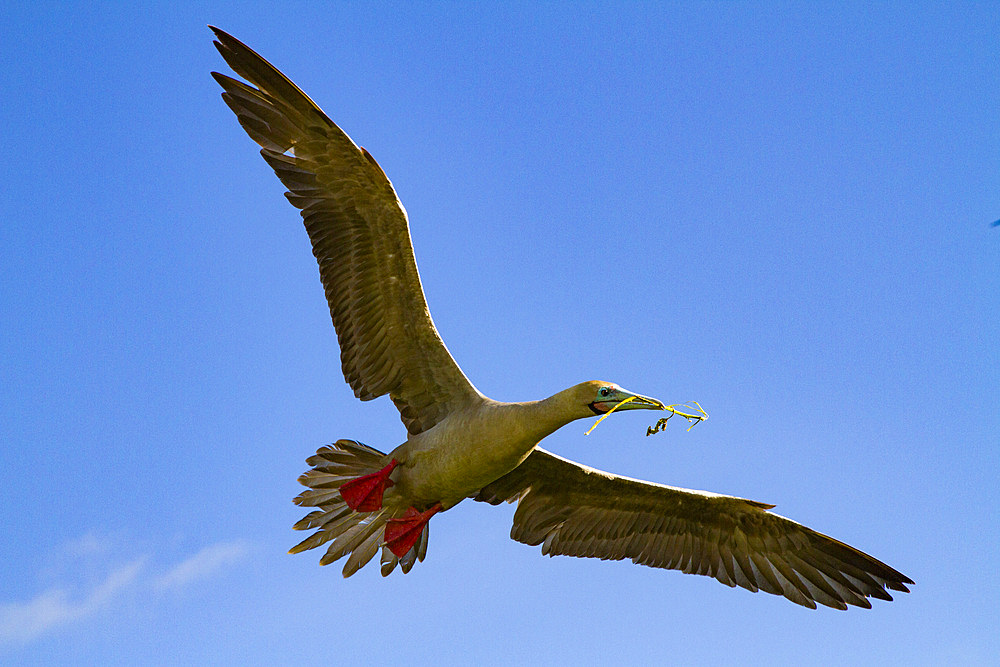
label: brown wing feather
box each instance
[211,27,480,433]
[475,448,912,609]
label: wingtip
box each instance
[890,578,913,591]
[208,25,226,47]
[208,26,241,60]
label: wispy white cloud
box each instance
[153,540,251,591]
[0,557,145,647]
[61,532,112,558]
[0,536,251,648]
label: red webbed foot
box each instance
[339,459,398,511]
[384,503,441,557]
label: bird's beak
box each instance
[591,388,666,413]
[614,390,667,411]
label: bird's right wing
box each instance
[211,27,480,434]
[474,448,912,609]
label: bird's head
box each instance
[578,381,666,416]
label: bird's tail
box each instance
[290,439,428,577]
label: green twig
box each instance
[646,401,708,436]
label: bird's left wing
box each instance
[474,448,912,609]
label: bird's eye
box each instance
[599,387,610,397]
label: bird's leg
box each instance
[384,503,441,558]
[339,459,398,512]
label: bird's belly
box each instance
[388,435,534,509]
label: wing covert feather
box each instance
[211,27,479,433]
[475,448,912,609]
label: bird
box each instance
[210,26,912,609]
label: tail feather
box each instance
[288,506,354,554]
[293,487,348,507]
[296,469,355,489]
[292,505,351,531]
[343,528,384,577]
[292,439,429,577]
[380,546,398,576]
[416,523,429,562]
[307,440,384,468]
[319,509,387,566]
[399,541,419,573]
[401,524,429,573]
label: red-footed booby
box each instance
[210,27,911,609]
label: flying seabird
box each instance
[210,27,912,609]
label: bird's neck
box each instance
[509,388,587,443]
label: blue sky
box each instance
[2,2,998,664]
